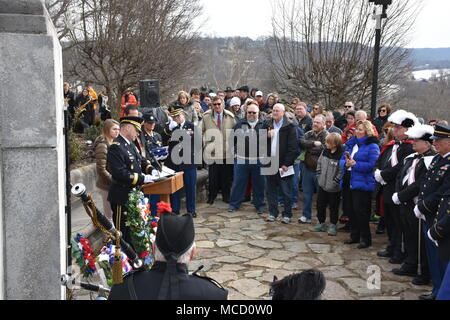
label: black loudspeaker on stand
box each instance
[139,79,160,108]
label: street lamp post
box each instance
[369,0,391,120]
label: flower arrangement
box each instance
[72,234,97,277]
[97,244,133,287]
[124,189,161,270]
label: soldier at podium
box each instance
[164,107,198,217]
[107,116,155,244]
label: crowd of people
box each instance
[65,82,450,300]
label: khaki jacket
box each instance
[202,109,236,160]
[94,136,112,190]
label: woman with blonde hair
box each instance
[340,120,380,249]
[170,90,199,125]
[93,119,120,220]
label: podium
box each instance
[142,172,184,203]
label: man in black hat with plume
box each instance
[390,124,436,284]
[108,208,228,300]
[375,110,418,264]
[107,116,155,244]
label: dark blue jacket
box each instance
[340,136,380,192]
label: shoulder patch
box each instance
[111,142,121,146]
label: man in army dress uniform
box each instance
[414,123,450,300]
[390,124,436,284]
[107,116,155,244]
[108,210,228,300]
[432,190,450,300]
[164,107,199,217]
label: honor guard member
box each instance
[107,116,155,245]
[108,209,228,300]
[390,125,436,283]
[141,114,165,217]
[375,110,418,264]
[164,107,198,217]
[142,114,164,152]
[414,123,450,300]
[431,191,450,300]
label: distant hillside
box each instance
[408,47,450,70]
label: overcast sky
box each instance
[197,0,450,48]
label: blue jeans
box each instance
[423,223,449,295]
[266,174,294,218]
[170,168,197,213]
[229,159,265,210]
[277,163,301,204]
[301,167,318,219]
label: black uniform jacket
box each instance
[430,193,450,261]
[395,149,436,204]
[107,135,152,205]
[417,153,450,223]
[164,121,197,172]
[376,140,414,204]
[108,262,228,300]
[142,130,163,154]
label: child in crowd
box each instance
[312,132,344,236]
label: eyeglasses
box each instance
[379,109,387,113]
[345,105,352,109]
[247,111,257,114]
[212,103,222,106]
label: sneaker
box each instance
[298,216,311,224]
[266,215,276,222]
[281,217,291,224]
[228,207,236,213]
[292,202,298,209]
[327,224,337,236]
[311,223,326,232]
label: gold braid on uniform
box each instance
[112,205,123,284]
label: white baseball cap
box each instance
[255,91,263,97]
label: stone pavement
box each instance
[71,198,432,300]
[188,199,432,300]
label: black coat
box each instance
[417,153,450,225]
[164,121,197,172]
[107,135,153,205]
[108,262,228,300]
[376,140,415,204]
[262,116,298,170]
[297,116,313,133]
[372,115,389,135]
[395,149,436,204]
[430,194,450,261]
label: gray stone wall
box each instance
[0,0,66,299]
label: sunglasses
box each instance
[247,111,257,114]
[345,105,352,108]
[212,103,222,106]
[379,109,387,112]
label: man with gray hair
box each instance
[264,104,298,224]
[298,114,329,224]
[325,112,343,135]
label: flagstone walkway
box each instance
[188,200,432,300]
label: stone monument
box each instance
[0,0,67,299]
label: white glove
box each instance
[169,120,178,130]
[144,175,154,184]
[374,169,387,185]
[392,193,401,205]
[427,229,438,247]
[414,205,426,221]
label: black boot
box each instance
[377,249,393,258]
[412,275,431,286]
[376,217,385,234]
[392,264,417,277]
[418,293,436,300]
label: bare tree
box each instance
[268,0,423,109]
[45,0,78,40]
[64,0,202,112]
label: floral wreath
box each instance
[72,234,97,277]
